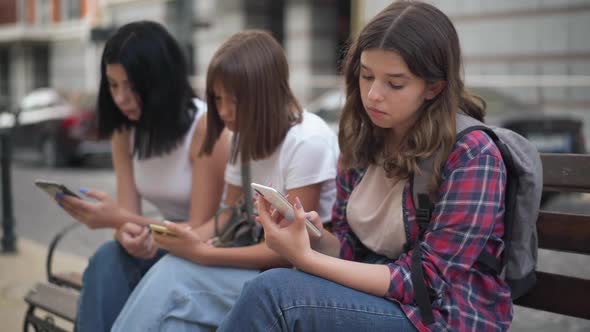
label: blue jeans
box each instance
[112,254,260,332]
[74,241,166,332]
[218,268,417,332]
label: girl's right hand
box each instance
[256,196,314,267]
[115,223,158,259]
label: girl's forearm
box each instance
[311,230,341,258]
[297,251,391,297]
[193,242,291,270]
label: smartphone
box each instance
[149,224,178,237]
[35,180,81,199]
[251,183,322,238]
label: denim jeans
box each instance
[112,254,260,332]
[218,268,418,332]
[74,241,166,332]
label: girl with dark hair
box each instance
[218,1,512,331]
[56,21,231,332]
[111,30,339,331]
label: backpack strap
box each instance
[410,183,436,325]
[240,161,262,243]
[241,162,253,220]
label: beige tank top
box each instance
[347,164,407,259]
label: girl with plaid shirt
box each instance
[218,1,512,331]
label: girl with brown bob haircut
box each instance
[112,30,339,331]
[201,30,302,163]
[219,1,512,331]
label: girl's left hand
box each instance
[152,221,209,260]
[256,196,313,266]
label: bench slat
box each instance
[541,154,590,193]
[24,282,78,322]
[537,211,590,255]
[513,271,590,319]
[51,272,83,291]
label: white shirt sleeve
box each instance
[284,134,338,190]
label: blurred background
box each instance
[0,0,589,165]
[0,1,589,331]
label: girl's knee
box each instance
[87,241,124,271]
[242,268,295,296]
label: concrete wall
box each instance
[193,0,245,94]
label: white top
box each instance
[347,164,407,259]
[133,99,206,221]
[225,111,339,222]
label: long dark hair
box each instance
[200,30,302,163]
[97,21,197,159]
[339,0,485,192]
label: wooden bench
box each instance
[23,222,82,332]
[513,153,590,320]
[22,153,590,331]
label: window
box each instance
[36,0,52,24]
[0,48,9,110]
[32,45,49,89]
[61,0,81,21]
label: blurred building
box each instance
[0,0,100,110]
[362,0,590,120]
[0,0,353,110]
[2,0,587,118]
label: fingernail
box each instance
[163,220,171,225]
[305,212,312,219]
[295,197,303,209]
[79,188,88,194]
[55,193,64,199]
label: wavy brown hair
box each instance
[200,30,302,163]
[339,0,485,194]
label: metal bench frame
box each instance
[23,222,82,332]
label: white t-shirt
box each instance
[225,111,339,222]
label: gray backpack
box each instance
[411,113,543,325]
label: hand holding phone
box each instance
[149,224,178,237]
[251,183,322,238]
[35,180,81,199]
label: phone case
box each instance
[148,224,178,237]
[34,180,81,199]
[251,183,322,237]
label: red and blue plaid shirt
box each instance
[332,130,513,332]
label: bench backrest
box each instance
[513,153,590,319]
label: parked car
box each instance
[0,88,111,167]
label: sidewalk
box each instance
[0,238,87,332]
